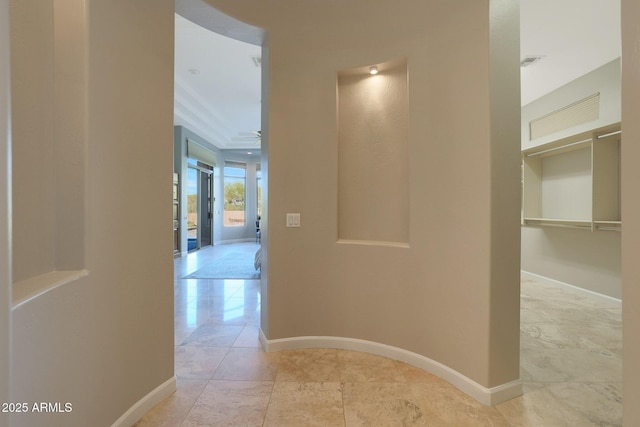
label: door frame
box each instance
[186,162,214,251]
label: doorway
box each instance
[187,161,214,251]
[518,1,623,422]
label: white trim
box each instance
[218,238,256,245]
[111,376,176,427]
[258,330,522,406]
[521,270,621,303]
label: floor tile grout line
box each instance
[177,377,216,427]
[177,344,234,426]
[260,364,279,426]
[339,381,347,427]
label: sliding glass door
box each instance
[187,162,214,251]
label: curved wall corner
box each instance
[199,0,522,404]
[111,377,176,427]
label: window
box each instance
[224,162,246,226]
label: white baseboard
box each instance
[218,238,258,245]
[521,270,621,303]
[258,330,521,406]
[111,376,176,427]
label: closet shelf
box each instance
[523,218,592,229]
[594,221,622,232]
[521,123,621,232]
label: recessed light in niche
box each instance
[369,66,378,75]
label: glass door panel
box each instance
[187,167,198,251]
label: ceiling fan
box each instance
[232,130,261,144]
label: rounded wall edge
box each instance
[0,0,12,413]
[175,0,265,46]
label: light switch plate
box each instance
[286,213,301,227]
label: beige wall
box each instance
[522,227,621,297]
[622,0,640,424]
[8,0,175,425]
[10,0,88,284]
[10,0,56,282]
[206,0,521,389]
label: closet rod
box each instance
[533,224,591,230]
[596,130,622,139]
[525,138,592,157]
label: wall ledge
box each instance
[259,330,522,406]
[336,239,410,249]
[111,376,176,427]
[13,270,89,309]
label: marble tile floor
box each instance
[136,245,622,426]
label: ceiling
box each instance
[520,0,620,106]
[174,14,262,150]
[174,0,621,149]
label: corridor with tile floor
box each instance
[135,243,622,426]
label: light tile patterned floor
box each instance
[135,243,622,426]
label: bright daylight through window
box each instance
[224,162,246,226]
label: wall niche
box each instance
[337,58,409,245]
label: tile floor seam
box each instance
[211,345,231,381]
[177,379,212,427]
[339,381,347,427]
[261,375,278,427]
